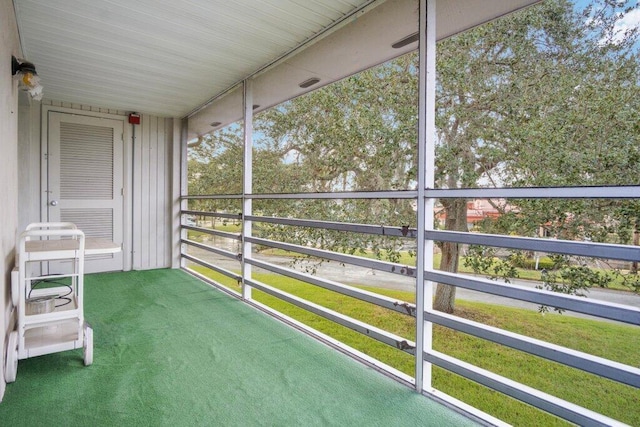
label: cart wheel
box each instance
[5,331,18,383]
[83,323,93,366]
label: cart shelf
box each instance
[23,321,83,359]
[5,222,94,382]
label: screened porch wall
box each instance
[16,101,177,272]
[178,0,640,422]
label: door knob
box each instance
[50,200,58,206]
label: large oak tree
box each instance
[188,0,639,313]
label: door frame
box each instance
[40,105,133,271]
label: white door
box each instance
[47,112,124,273]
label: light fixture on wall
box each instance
[12,56,43,100]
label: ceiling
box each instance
[13,0,540,120]
[14,0,374,117]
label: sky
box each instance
[575,0,640,44]
[613,5,640,43]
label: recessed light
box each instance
[299,77,320,88]
[210,121,221,127]
[392,32,418,49]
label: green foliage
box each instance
[463,245,519,282]
[435,0,639,309]
[619,272,640,292]
[255,53,418,194]
[187,0,640,312]
[250,55,420,262]
[536,256,610,313]
[463,245,639,312]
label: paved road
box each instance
[188,246,640,322]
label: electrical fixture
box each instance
[12,56,43,100]
[299,77,320,88]
[391,32,418,49]
[210,121,222,127]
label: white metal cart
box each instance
[6,223,94,383]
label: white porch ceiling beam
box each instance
[188,0,540,139]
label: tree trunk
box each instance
[434,198,468,313]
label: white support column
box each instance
[176,117,188,269]
[415,0,437,393]
[242,80,253,300]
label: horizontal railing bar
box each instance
[182,225,241,241]
[425,310,640,388]
[182,210,242,220]
[246,257,416,317]
[181,239,239,260]
[425,271,640,326]
[425,185,640,199]
[181,253,241,282]
[426,230,640,263]
[247,215,416,238]
[181,194,242,200]
[247,236,416,277]
[183,185,640,201]
[245,277,415,354]
[424,350,625,427]
[247,190,417,200]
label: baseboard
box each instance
[1,304,11,405]
[0,371,5,403]
[2,296,17,404]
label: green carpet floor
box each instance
[1,269,476,426]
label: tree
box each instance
[253,56,419,260]
[188,0,639,314]
[187,124,308,216]
[432,0,639,312]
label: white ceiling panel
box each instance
[189,0,541,138]
[14,0,539,119]
[14,0,370,117]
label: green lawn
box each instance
[189,264,640,426]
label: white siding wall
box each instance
[1,0,22,401]
[18,102,175,273]
[18,97,41,232]
[132,114,173,270]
